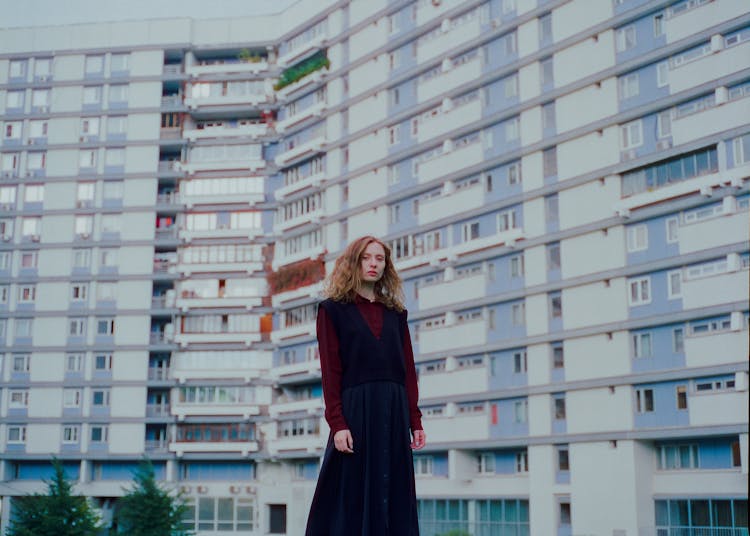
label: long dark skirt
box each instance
[306,381,419,536]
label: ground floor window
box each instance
[418,498,529,536]
[655,498,747,532]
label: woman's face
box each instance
[360,241,386,284]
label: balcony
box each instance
[613,170,741,218]
[156,191,182,207]
[418,139,484,184]
[160,127,181,140]
[417,97,482,144]
[176,294,263,311]
[182,158,265,175]
[276,101,326,133]
[689,388,748,427]
[684,314,747,369]
[179,224,263,242]
[269,397,324,418]
[418,271,488,310]
[418,181,485,226]
[147,366,171,381]
[415,0,465,25]
[670,37,750,94]
[274,135,327,167]
[144,439,169,453]
[672,90,750,146]
[146,404,171,418]
[417,17,482,64]
[682,268,748,310]
[276,70,326,101]
[267,433,324,456]
[186,58,269,77]
[271,282,324,308]
[175,331,262,347]
[184,92,269,109]
[419,317,488,355]
[161,95,184,108]
[274,171,326,200]
[422,411,489,444]
[184,121,269,141]
[277,35,328,68]
[419,365,489,399]
[273,208,324,233]
[677,197,748,254]
[271,321,316,343]
[171,403,261,421]
[272,244,326,271]
[270,359,322,383]
[157,160,183,176]
[169,440,259,456]
[418,54,482,102]
[182,190,265,209]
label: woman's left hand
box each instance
[410,429,426,450]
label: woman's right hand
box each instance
[333,429,354,453]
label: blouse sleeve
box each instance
[400,310,424,432]
[316,305,349,434]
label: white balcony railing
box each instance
[271,322,316,343]
[419,317,488,354]
[277,34,328,68]
[418,271,488,310]
[171,404,261,421]
[184,122,269,141]
[269,397,324,418]
[417,97,482,144]
[277,101,326,133]
[418,182,485,225]
[274,135,327,167]
[417,17,482,64]
[274,171,326,200]
[169,440,259,456]
[418,54,482,102]
[186,60,269,77]
[418,140,484,184]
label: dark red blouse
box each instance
[317,294,423,434]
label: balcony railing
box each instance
[144,439,169,452]
[161,95,183,107]
[146,404,171,417]
[148,366,170,380]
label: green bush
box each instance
[274,51,330,91]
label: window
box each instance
[628,276,651,306]
[31,89,50,109]
[542,101,555,130]
[69,318,86,336]
[90,425,109,443]
[68,283,87,302]
[665,217,679,243]
[29,119,48,138]
[107,116,127,137]
[511,302,525,326]
[616,25,637,52]
[462,222,479,242]
[540,57,553,87]
[82,86,102,105]
[621,119,643,150]
[514,400,528,423]
[108,84,129,104]
[553,395,566,420]
[18,285,36,304]
[557,446,570,471]
[413,456,433,476]
[15,319,32,338]
[504,73,519,98]
[81,117,100,137]
[6,90,25,109]
[73,249,91,269]
[7,426,27,443]
[388,126,400,146]
[672,327,684,353]
[539,13,552,43]
[632,332,652,358]
[9,59,27,78]
[34,58,52,79]
[92,389,110,407]
[657,444,698,470]
[63,389,82,408]
[619,73,639,99]
[543,147,557,177]
[510,254,524,277]
[66,353,84,372]
[96,282,116,302]
[545,194,559,223]
[110,53,129,72]
[12,354,30,372]
[627,225,648,252]
[676,385,687,410]
[95,353,113,371]
[497,210,516,232]
[101,214,122,234]
[9,390,29,408]
[85,55,104,75]
[62,425,80,443]
[96,318,115,336]
[100,248,118,268]
[636,388,654,413]
[477,453,496,474]
[546,242,561,271]
[27,152,46,172]
[516,451,528,473]
[559,501,572,526]
[505,117,519,141]
[668,270,682,299]
[552,343,564,368]
[549,293,562,319]
[733,134,750,165]
[389,204,400,225]
[657,109,672,138]
[79,149,97,169]
[507,162,521,184]
[513,350,527,373]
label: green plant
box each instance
[273,51,330,91]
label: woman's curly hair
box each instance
[323,235,405,311]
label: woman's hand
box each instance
[411,429,426,450]
[333,429,354,453]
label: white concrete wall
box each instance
[561,227,624,279]
[564,332,630,382]
[567,387,633,434]
[562,279,627,330]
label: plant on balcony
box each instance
[273,50,330,91]
[267,256,325,294]
[238,48,265,63]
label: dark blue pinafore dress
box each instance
[305,299,419,536]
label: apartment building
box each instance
[0,0,748,534]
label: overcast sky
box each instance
[0,0,301,28]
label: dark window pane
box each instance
[691,499,710,526]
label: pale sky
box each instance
[0,0,301,29]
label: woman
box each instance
[305,236,426,535]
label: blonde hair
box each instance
[323,236,405,311]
